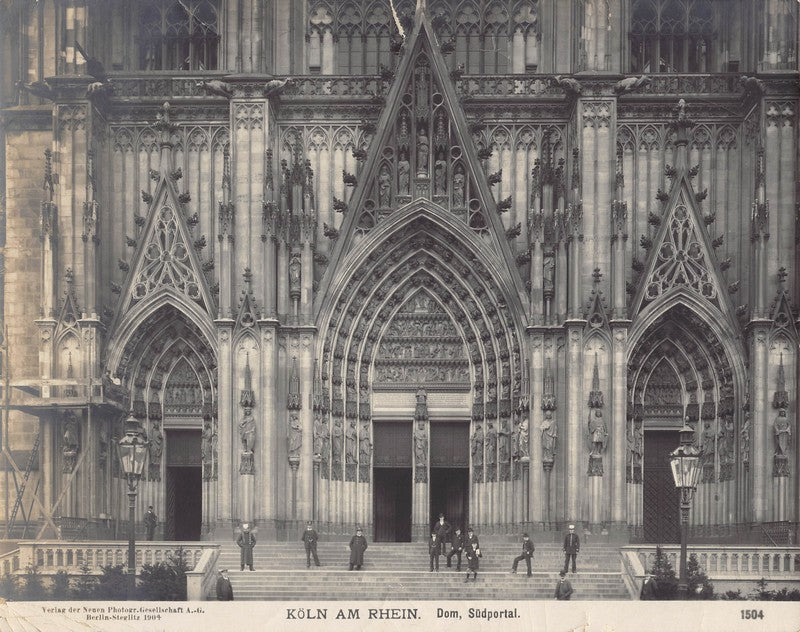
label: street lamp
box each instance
[117,411,149,600]
[669,421,702,600]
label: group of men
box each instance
[217,516,587,600]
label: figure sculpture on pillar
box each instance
[378,163,391,207]
[774,408,791,458]
[239,406,256,454]
[359,422,372,464]
[498,418,511,463]
[452,166,465,207]
[414,421,428,482]
[587,409,607,456]
[541,410,558,464]
[289,253,301,296]
[331,418,343,467]
[740,411,751,465]
[62,412,80,473]
[148,421,164,481]
[701,419,716,464]
[398,151,410,195]
[434,151,447,195]
[485,422,497,466]
[288,413,302,460]
[514,417,529,459]
[543,255,555,298]
[345,420,358,465]
[416,127,429,175]
[471,422,484,466]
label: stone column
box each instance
[216,320,234,522]
[750,324,770,522]
[529,329,545,523]
[258,320,278,537]
[565,323,584,522]
[610,323,629,526]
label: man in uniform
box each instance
[562,524,580,574]
[215,569,233,601]
[465,526,479,553]
[446,526,464,571]
[302,521,321,568]
[464,538,480,582]
[237,522,256,571]
[555,570,573,600]
[348,526,368,570]
[428,532,442,572]
[511,532,535,577]
[143,506,157,541]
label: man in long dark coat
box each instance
[465,527,480,553]
[237,522,256,571]
[464,540,479,582]
[511,532,535,577]
[432,513,451,545]
[428,532,442,572]
[640,573,659,600]
[555,570,573,600]
[215,569,234,601]
[562,524,579,574]
[143,506,157,541]
[348,527,367,570]
[302,521,321,568]
[446,527,464,571]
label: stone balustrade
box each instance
[623,545,800,578]
[6,541,219,575]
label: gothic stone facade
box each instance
[0,0,798,542]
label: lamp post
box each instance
[117,412,149,600]
[669,421,702,600]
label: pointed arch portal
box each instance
[627,302,744,542]
[114,304,217,540]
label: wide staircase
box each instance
[216,539,630,600]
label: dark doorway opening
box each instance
[429,467,469,537]
[373,468,412,542]
[643,430,680,543]
[165,466,202,540]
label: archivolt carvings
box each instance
[318,218,523,483]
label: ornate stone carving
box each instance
[541,410,557,465]
[627,418,643,483]
[147,421,164,481]
[774,408,791,477]
[61,412,80,474]
[414,420,428,483]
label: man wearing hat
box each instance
[562,524,580,574]
[465,526,479,553]
[348,526,368,570]
[554,570,573,600]
[446,526,464,571]
[511,533,535,577]
[302,521,321,568]
[432,513,451,545]
[237,522,256,571]
[143,506,157,541]
[216,569,234,601]
[640,572,659,600]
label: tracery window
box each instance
[138,0,220,71]
[629,0,715,73]
[758,0,797,70]
[307,1,539,75]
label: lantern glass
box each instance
[670,448,701,489]
[117,417,149,479]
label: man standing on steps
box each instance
[428,532,442,572]
[562,524,579,574]
[555,570,573,600]
[302,521,321,568]
[446,526,464,571]
[349,526,368,570]
[216,569,234,601]
[511,532,534,577]
[237,522,256,571]
[464,539,480,582]
[143,506,157,541]
[432,513,451,546]
[640,573,659,600]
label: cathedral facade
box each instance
[0,0,797,544]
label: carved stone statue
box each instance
[416,128,429,175]
[515,417,529,458]
[471,422,484,466]
[62,413,80,473]
[485,422,497,465]
[378,163,391,207]
[543,255,555,295]
[239,406,256,453]
[202,420,213,462]
[313,414,325,456]
[740,412,751,464]
[398,152,410,195]
[718,416,735,465]
[774,408,791,457]
[588,409,607,456]
[331,418,343,465]
[702,419,716,459]
[288,413,302,459]
[359,423,371,463]
[415,388,428,419]
[452,165,465,207]
[498,419,510,462]
[434,151,447,195]
[627,421,643,469]
[414,421,428,466]
[289,253,301,294]
[149,422,164,462]
[345,421,358,464]
[541,410,557,463]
